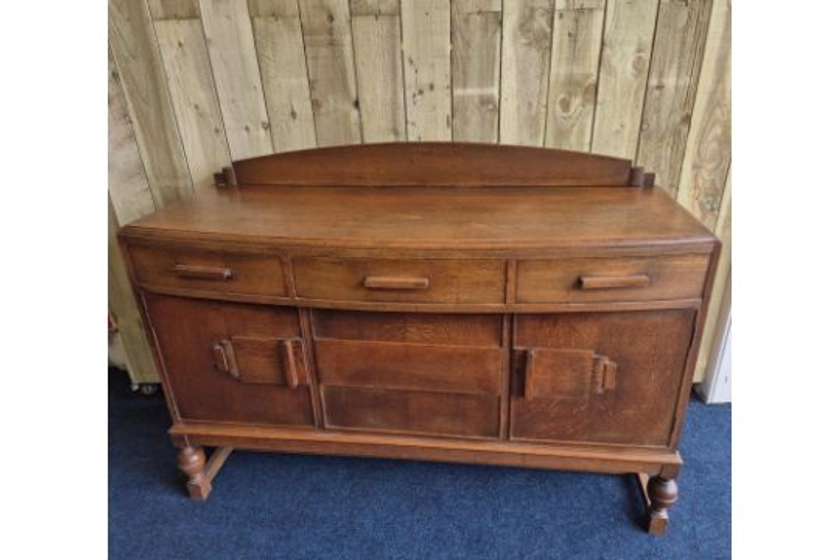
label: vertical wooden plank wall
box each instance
[351,0,406,141]
[451,0,501,143]
[108,0,732,385]
[299,0,362,145]
[544,0,605,151]
[402,0,452,140]
[499,0,554,145]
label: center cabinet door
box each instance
[511,310,696,446]
[144,294,315,427]
[312,311,505,439]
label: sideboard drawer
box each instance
[294,258,505,304]
[516,254,709,304]
[128,244,288,297]
[315,339,504,396]
[312,310,504,439]
[322,387,500,439]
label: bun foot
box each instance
[636,472,679,535]
[177,445,211,499]
[176,445,233,500]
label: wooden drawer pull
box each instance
[212,340,239,379]
[594,355,618,394]
[282,339,300,389]
[172,263,233,281]
[523,349,537,400]
[578,273,650,290]
[362,275,430,290]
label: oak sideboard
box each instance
[119,143,719,535]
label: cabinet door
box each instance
[511,310,695,446]
[144,294,314,427]
[313,311,504,439]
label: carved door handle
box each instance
[520,348,618,399]
[594,354,618,394]
[282,339,302,389]
[213,337,305,388]
[212,339,239,379]
[523,349,537,400]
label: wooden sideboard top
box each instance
[120,143,716,253]
[121,184,714,251]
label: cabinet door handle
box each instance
[212,339,239,379]
[172,263,233,281]
[594,355,618,394]
[523,349,537,400]
[578,274,650,290]
[363,276,430,290]
[282,339,301,389]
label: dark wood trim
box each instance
[170,423,682,475]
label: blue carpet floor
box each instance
[108,368,730,559]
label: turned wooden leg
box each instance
[176,445,233,500]
[637,473,679,535]
[177,445,211,499]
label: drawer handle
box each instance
[172,263,233,281]
[362,275,430,290]
[521,348,617,399]
[594,355,618,394]
[523,349,537,400]
[282,339,301,389]
[212,340,239,379]
[578,274,650,290]
[214,338,304,388]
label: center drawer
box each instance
[294,257,505,304]
[312,310,504,439]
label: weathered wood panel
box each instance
[109,0,193,206]
[247,0,297,17]
[108,50,160,384]
[148,0,200,20]
[500,0,554,145]
[402,0,452,141]
[591,0,658,158]
[108,51,156,225]
[694,167,730,382]
[637,0,713,195]
[452,0,502,143]
[545,0,606,151]
[199,0,273,160]
[299,0,362,146]
[155,18,232,190]
[252,4,318,151]
[677,0,731,228]
[351,0,406,142]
